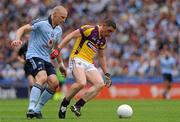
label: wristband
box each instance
[105,73,111,77]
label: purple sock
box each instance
[61,97,70,107]
[75,98,86,108]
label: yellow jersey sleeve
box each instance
[79,25,94,37]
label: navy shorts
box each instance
[25,57,56,77]
[163,73,172,83]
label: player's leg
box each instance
[33,61,58,118]
[26,74,36,108]
[59,67,87,118]
[27,71,47,118]
[163,74,172,99]
[54,69,65,100]
[66,67,87,100]
[33,74,58,118]
[163,80,170,99]
[71,68,104,117]
[82,69,104,101]
[53,78,65,101]
[26,58,47,118]
[27,75,35,93]
[59,59,87,119]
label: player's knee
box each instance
[36,76,47,84]
[48,79,59,90]
[40,76,48,82]
[35,72,47,83]
[48,84,59,92]
[95,82,104,90]
[52,81,59,90]
[77,82,86,89]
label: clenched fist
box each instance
[11,40,22,48]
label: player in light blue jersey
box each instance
[11,5,68,119]
[159,45,176,99]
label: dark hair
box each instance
[104,19,116,29]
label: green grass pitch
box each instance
[0,99,180,122]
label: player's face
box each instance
[53,11,67,26]
[101,26,115,38]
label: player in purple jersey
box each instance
[51,20,116,118]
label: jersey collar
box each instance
[48,16,56,29]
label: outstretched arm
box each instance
[50,25,94,59]
[58,24,94,50]
[50,29,82,76]
[50,29,81,59]
[98,49,112,87]
[98,50,108,74]
[57,29,81,50]
[11,24,32,47]
[16,24,32,41]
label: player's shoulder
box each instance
[55,26,63,34]
[170,56,176,62]
[81,25,95,30]
[55,26,62,31]
[31,17,48,25]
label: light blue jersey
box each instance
[26,16,62,62]
[160,56,176,75]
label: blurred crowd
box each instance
[0,0,180,84]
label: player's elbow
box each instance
[19,24,32,33]
[71,29,81,38]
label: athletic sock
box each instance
[75,98,86,108]
[61,97,70,107]
[34,88,55,113]
[28,83,43,110]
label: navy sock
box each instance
[61,97,70,107]
[75,98,86,108]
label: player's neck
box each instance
[49,15,56,29]
[98,26,103,39]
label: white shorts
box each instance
[69,57,97,72]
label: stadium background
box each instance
[0,0,180,99]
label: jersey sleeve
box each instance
[31,19,42,31]
[98,38,107,50]
[98,43,106,50]
[79,25,94,37]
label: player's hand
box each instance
[11,40,22,48]
[59,63,67,77]
[104,73,112,88]
[50,49,60,59]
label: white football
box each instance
[117,104,133,118]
